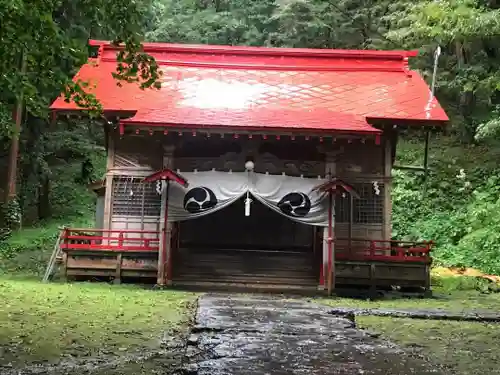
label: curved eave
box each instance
[118,119,383,137]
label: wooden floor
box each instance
[172,247,319,288]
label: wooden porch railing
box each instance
[60,228,160,252]
[58,229,432,263]
[335,238,433,263]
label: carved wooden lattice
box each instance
[111,177,161,217]
[335,182,384,224]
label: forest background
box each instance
[2,0,500,275]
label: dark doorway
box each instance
[179,195,314,251]
[173,196,319,288]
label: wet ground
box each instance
[183,294,443,375]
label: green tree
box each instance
[0,0,162,227]
[382,0,500,142]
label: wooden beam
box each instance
[393,165,429,172]
[158,145,175,287]
[423,131,430,195]
[103,134,115,231]
[382,137,392,242]
[393,131,431,176]
[120,124,381,141]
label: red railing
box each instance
[60,228,160,252]
[335,238,432,263]
[59,228,432,262]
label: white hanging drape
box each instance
[166,171,330,226]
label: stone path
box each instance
[183,294,442,375]
[328,306,500,322]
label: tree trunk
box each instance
[37,175,51,220]
[455,41,476,143]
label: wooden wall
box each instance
[95,196,105,229]
[103,134,163,242]
[334,140,388,242]
[103,132,392,244]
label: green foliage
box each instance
[0,148,105,274]
[0,0,162,135]
[0,223,64,275]
[382,0,500,141]
[0,0,164,235]
[1,198,22,230]
[393,135,500,274]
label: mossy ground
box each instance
[0,277,197,368]
[318,275,500,375]
[320,287,500,312]
[357,317,500,375]
[319,271,500,312]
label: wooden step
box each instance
[174,275,317,286]
[173,247,318,287]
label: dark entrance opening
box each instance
[173,196,320,289]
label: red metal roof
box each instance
[51,40,448,134]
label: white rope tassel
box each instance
[373,181,380,196]
[425,46,441,119]
[128,177,134,197]
[244,191,252,217]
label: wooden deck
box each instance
[52,228,433,292]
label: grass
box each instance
[357,316,500,375]
[0,219,94,278]
[317,274,500,375]
[0,156,200,372]
[319,275,500,312]
[320,288,500,312]
[0,277,197,368]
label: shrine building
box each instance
[49,40,448,294]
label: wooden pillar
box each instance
[103,133,115,236]
[327,191,335,296]
[383,136,392,242]
[423,130,430,195]
[157,145,175,286]
[321,152,336,290]
[348,194,353,255]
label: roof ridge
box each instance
[89,40,418,61]
[96,58,409,73]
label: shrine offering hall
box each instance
[49,41,448,293]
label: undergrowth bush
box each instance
[0,154,105,275]
[0,218,94,276]
[393,135,500,274]
[432,275,500,293]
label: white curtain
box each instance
[166,171,330,226]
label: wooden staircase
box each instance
[172,247,318,290]
[42,229,65,282]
